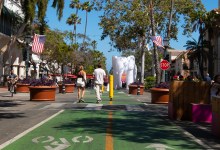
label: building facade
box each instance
[0,0,25,85]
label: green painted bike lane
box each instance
[83,90,141,105]
[2,91,205,150]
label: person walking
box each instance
[205,73,212,84]
[76,65,86,103]
[93,64,106,103]
[7,69,18,93]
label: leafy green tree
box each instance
[95,0,205,84]
[84,50,107,74]
[43,29,72,74]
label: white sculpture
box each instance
[112,55,137,89]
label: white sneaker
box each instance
[96,99,102,104]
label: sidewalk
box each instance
[0,87,220,149]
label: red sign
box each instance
[160,60,170,70]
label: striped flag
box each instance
[32,34,46,54]
[151,36,164,49]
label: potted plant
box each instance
[16,77,31,93]
[57,79,75,93]
[128,82,144,95]
[29,78,57,101]
[150,82,170,104]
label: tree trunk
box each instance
[167,0,174,38]
[198,29,204,80]
[3,23,27,68]
[83,11,88,48]
[74,8,79,44]
[140,35,146,83]
[208,28,214,78]
[150,0,160,84]
[0,0,4,16]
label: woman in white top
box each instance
[76,65,87,103]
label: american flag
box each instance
[151,36,164,49]
[32,34,46,54]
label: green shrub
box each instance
[144,76,156,89]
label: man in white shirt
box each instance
[93,64,106,103]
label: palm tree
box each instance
[66,14,81,44]
[69,0,82,44]
[81,1,93,49]
[12,0,65,42]
[184,38,209,79]
[91,40,97,50]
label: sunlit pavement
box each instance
[0,87,220,150]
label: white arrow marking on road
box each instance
[72,136,93,143]
[145,143,174,150]
[32,136,54,143]
[83,136,93,143]
[44,138,71,150]
[72,136,82,143]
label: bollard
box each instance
[62,83,66,94]
[109,75,114,101]
[137,85,140,95]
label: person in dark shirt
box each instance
[7,70,18,93]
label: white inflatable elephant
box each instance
[126,55,137,89]
[112,55,137,89]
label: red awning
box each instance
[65,74,77,78]
[87,74,94,79]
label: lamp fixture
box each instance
[24,35,32,44]
[163,37,169,47]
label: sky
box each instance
[46,0,219,71]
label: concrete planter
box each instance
[16,83,30,93]
[150,88,169,104]
[58,84,75,93]
[128,85,144,95]
[29,86,57,101]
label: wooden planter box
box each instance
[29,86,57,101]
[212,96,220,137]
[16,83,30,93]
[128,85,144,95]
[150,88,169,104]
[168,81,211,120]
[58,84,75,93]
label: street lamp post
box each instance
[163,37,169,82]
[24,36,32,78]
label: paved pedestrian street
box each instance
[0,88,220,150]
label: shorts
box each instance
[76,82,85,87]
